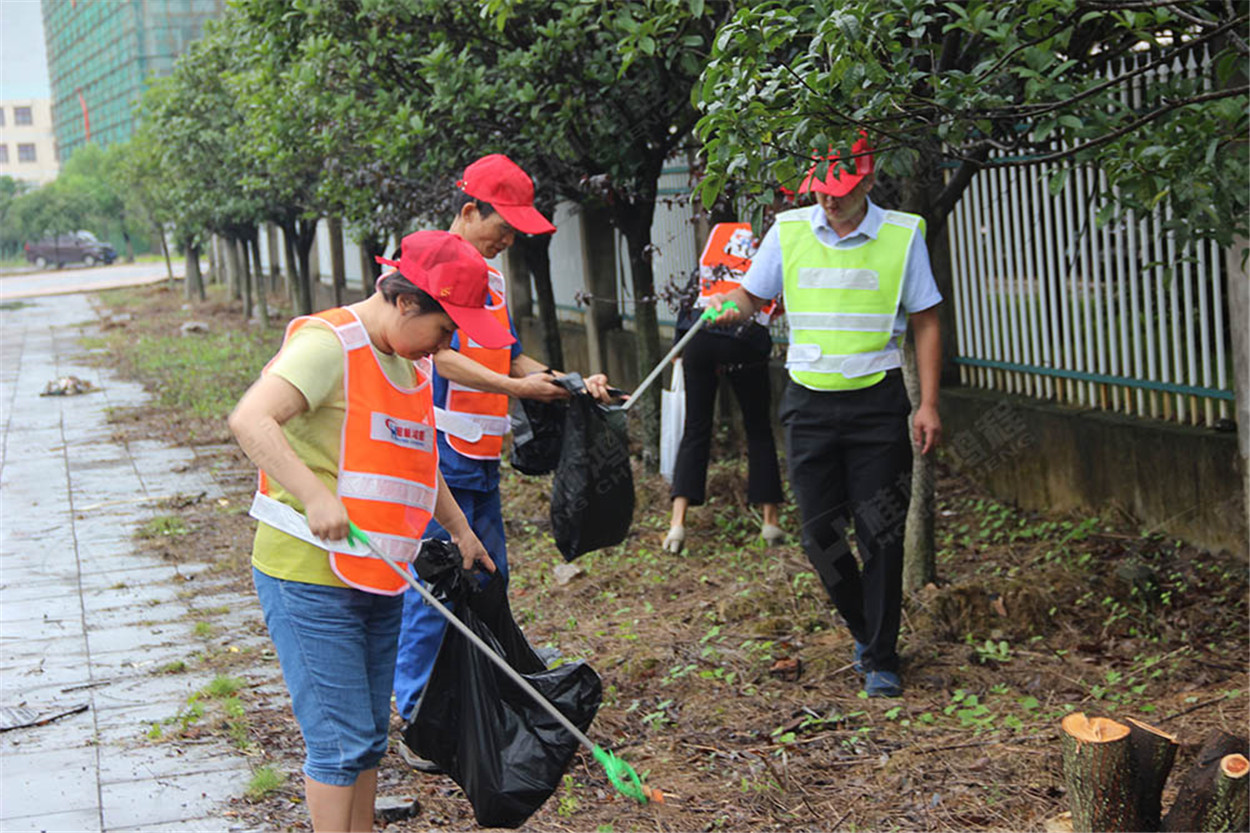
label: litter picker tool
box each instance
[344,521,662,805]
[621,301,738,411]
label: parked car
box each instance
[24,231,117,269]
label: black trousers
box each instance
[781,372,913,674]
[671,325,784,507]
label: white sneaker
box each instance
[662,525,686,553]
[761,523,785,546]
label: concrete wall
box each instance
[942,387,1247,558]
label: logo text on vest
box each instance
[371,412,434,452]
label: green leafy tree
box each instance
[429,0,738,463]
[697,0,1247,248]
[0,176,32,259]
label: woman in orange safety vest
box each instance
[229,230,514,833]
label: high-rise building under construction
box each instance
[41,0,224,162]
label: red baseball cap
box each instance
[799,134,875,198]
[375,230,515,349]
[457,154,557,235]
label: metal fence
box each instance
[947,47,1234,428]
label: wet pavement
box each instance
[1,293,255,832]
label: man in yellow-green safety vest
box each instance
[706,135,942,698]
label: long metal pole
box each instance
[622,309,720,411]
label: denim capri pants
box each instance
[253,568,404,786]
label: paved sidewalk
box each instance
[1,294,254,832]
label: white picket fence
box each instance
[946,46,1234,428]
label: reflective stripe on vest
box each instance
[696,221,777,326]
[446,267,512,460]
[253,307,439,595]
[779,208,923,391]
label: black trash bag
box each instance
[510,394,567,476]
[549,374,635,561]
[406,541,602,829]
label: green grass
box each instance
[130,331,276,418]
[202,675,244,698]
[137,515,189,539]
[245,765,283,800]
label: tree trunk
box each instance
[618,206,662,471]
[902,340,936,591]
[250,232,268,328]
[237,236,253,320]
[1163,730,1250,832]
[224,235,240,300]
[266,222,281,294]
[1060,712,1140,832]
[328,216,346,308]
[1225,237,1249,557]
[516,233,564,370]
[580,202,621,374]
[206,234,218,285]
[899,166,952,591]
[184,240,204,302]
[282,222,300,309]
[282,220,311,315]
[156,225,174,289]
[359,234,384,294]
[1125,717,1180,832]
[293,218,318,315]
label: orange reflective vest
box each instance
[254,307,438,595]
[445,268,513,460]
[698,222,778,326]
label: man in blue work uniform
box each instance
[394,155,611,764]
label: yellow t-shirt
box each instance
[251,321,418,586]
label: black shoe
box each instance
[397,739,445,775]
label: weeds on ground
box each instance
[137,515,189,539]
[245,766,283,801]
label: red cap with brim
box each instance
[458,154,557,235]
[799,135,875,198]
[375,230,516,350]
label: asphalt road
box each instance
[0,260,184,301]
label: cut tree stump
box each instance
[1161,731,1249,832]
[1125,717,1180,831]
[1061,712,1140,832]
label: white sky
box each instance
[0,0,51,99]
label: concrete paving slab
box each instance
[0,654,94,695]
[88,642,199,677]
[0,711,98,755]
[85,600,191,631]
[91,674,209,716]
[2,632,88,665]
[0,671,100,708]
[0,577,84,603]
[0,809,103,833]
[86,622,186,656]
[81,581,185,614]
[0,748,101,817]
[78,563,183,589]
[100,767,252,830]
[0,614,81,641]
[98,741,251,784]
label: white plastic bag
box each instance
[659,358,685,483]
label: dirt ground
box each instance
[89,285,1249,832]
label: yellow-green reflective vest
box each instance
[779,207,925,391]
